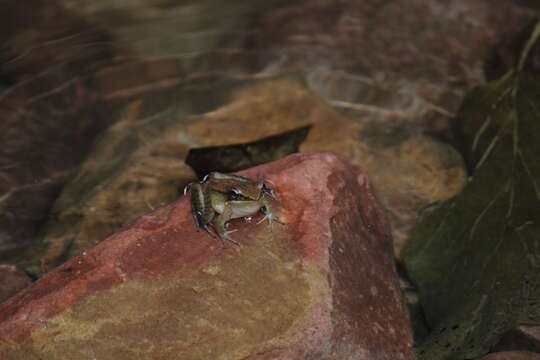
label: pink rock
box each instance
[0,152,414,360]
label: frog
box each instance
[184,172,279,246]
[202,171,277,201]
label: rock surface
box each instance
[0,152,414,360]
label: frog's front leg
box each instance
[256,197,283,230]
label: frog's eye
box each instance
[230,189,242,200]
[202,172,213,182]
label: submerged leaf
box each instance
[404,70,540,358]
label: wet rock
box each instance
[0,265,32,303]
[0,152,414,360]
[0,0,113,80]
[242,0,538,136]
[0,173,69,260]
[477,351,540,360]
[0,0,114,262]
[37,102,197,274]
[0,77,108,263]
[92,58,186,100]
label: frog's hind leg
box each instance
[188,182,217,239]
[191,210,216,237]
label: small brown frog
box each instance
[184,172,279,246]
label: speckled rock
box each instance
[0,152,414,360]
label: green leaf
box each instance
[403,67,540,359]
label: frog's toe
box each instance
[257,212,283,228]
[257,213,272,226]
[202,224,216,238]
[219,229,240,247]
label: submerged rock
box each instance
[0,265,32,303]
[0,152,414,360]
[477,352,540,360]
[494,325,540,353]
[0,0,114,264]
